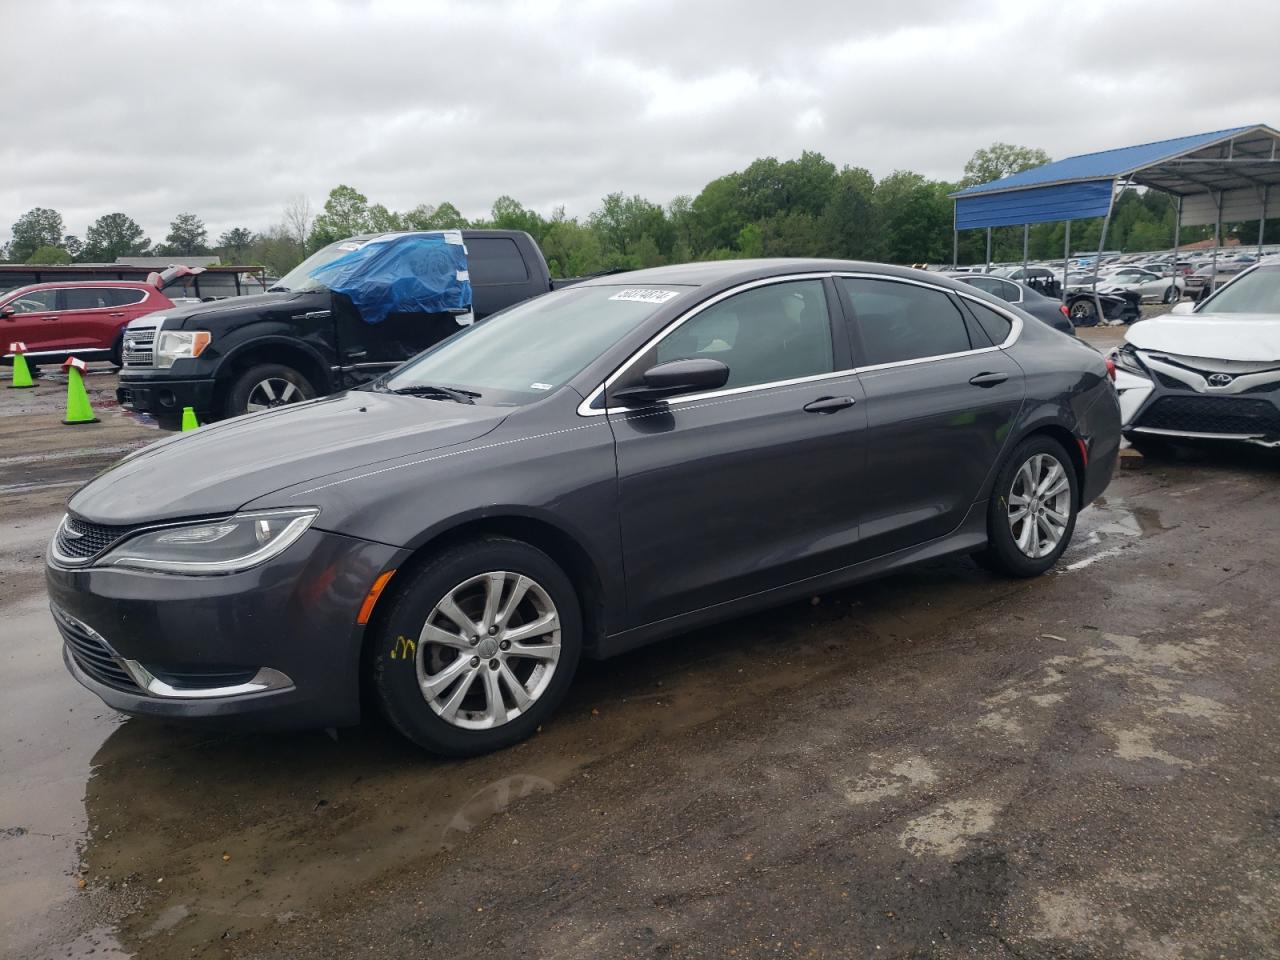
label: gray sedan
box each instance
[46,260,1120,755]
[948,272,1075,335]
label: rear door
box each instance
[609,277,868,626]
[837,276,1024,557]
[57,286,120,350]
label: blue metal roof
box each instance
[952,125,1258,198]
[955,180,1113,230]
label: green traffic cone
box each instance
[9,352,35,389]
[62,361,99,425]
[181,406,200,431]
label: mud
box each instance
[1,363,1277,959]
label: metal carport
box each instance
[949,124,1280,307]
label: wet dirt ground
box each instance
[1,350,1277,959]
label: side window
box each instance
[7,289,58,313]
[107,288,148,307]
[965,277,1001,296]
[841,278,973,365]
[651,279,834,389]
[467,238,530,284]
[63,287,112,310]
[992,279,1020,303]
[964,299,1014,345]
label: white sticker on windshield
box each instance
[530,382,553,391]
[609,288,681,304]
[337,242,361,251]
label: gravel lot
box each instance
[1,325,1277,959]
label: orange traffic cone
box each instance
[62,357,99,425]
[8,341,35,389]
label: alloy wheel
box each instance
[246,377,304,412]
[1007,453,1071,559]
[415,571,561,730]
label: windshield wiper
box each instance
[390,384,480,405]
[266,285,290,292]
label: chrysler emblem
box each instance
[1207,373,1234,387]
[62,523,85,540]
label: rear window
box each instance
[963,299,1014,345]
[107,288,148,307]
[467,237,530,284]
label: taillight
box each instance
[1105,356,1117,381]
[1059,304,1070,317]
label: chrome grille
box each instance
[121,328,156,367]
[55,514,138,561]
[52,606,140,692]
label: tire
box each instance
[1163,286,1180,304]
[977,436,1079,578]
[223,362,316,419]
[370,536,583,756]
[1068,298,1098,326]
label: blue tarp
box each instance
[308,232,472,325]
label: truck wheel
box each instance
[224,363,316,419]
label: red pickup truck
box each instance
[1,279,179,368]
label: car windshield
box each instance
[269,238,368,292]
[1198,265,1280,315]
[383,284,688,405]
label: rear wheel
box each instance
[1163,286,1180,304]
[223,362,316,419]
[371,536,583,756]
[978,436,1079,578]
[1068,298,1098,326]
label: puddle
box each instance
[1060,496,1170,571]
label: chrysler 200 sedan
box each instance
[47,260,1120,756]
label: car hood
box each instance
[1126,313,1280,362]
[68,390,507,525]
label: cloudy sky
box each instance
[3,0,1280,246]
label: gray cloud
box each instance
[2,0,1278,246]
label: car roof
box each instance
[5,279,155,291]
[576,258,961,291]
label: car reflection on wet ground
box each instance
[2,355,1278,959]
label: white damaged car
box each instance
[1112,262,1280,454]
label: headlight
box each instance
[1113,343,1145,375]
[154,330,212,368]
[98,508,318,574]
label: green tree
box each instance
[217,227,255,262]
[819,166,877,260]
[873,171,952,264]
[63,235,85,260]
[366,204,404,232]
[85,213,150,261]
[8,208,65,262]
[403,201,469,230]
[164,213,208,256]
[27,244,72,264]
[540,217,604,278]
[309,185,372,248]
[961,143,1051,187]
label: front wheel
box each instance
[371,536,583,756]
[223,362,316,419]
[977,436,1079,578]
[1163,286,1180,304]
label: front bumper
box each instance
[46,528,403,728]
[117,374,217,421]
[1115,355,1280,447]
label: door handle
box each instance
[969,372,1008,388]
[109,312,125,317]
[803,395,857,413]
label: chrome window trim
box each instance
[575,271,1022,417]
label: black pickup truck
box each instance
[117,230,562,428]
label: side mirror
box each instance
[0,305,15,319]
[610,358,730,404]
[1170,301,1194,315]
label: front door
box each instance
[1,287,61,354]
[837,276,1025,556]
[608,277,868,628]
